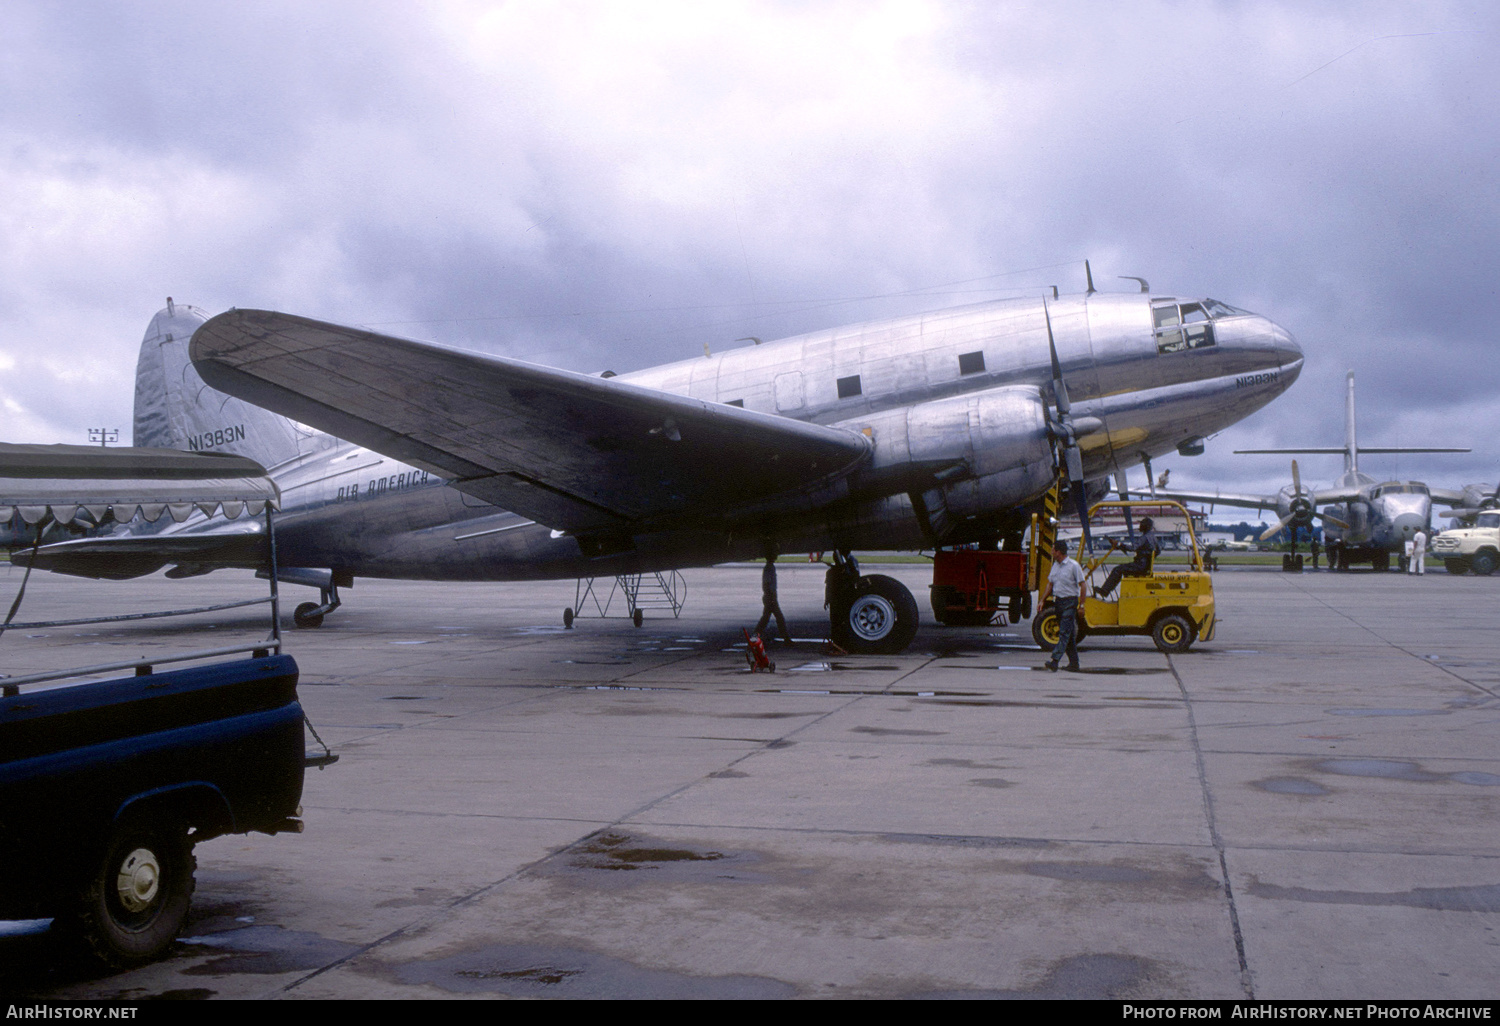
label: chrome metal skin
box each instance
[27,291,1301,586]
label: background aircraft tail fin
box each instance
[133,299,306,469]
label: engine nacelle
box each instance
[858,386,1055,542]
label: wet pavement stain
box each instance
[969,778,1016,789]
[927,758,1007,770]
[1310,758,1500,786]
[709,769,749,778]
[389,942,796,998]
[850,726,947,736]
[529,832,770,888]
[880,832,1051,850]
[911,952,1155,999]
[1248,880,1500,912]
[1254,777,1332,796]
[178,924,361,975]
[1326,708,1449,717]
[375,886,452,909]
[1022,861,1219,895]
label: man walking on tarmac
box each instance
[756,555,793,644]
[1038,540,1087,672]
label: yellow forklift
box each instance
[1029,496,1217,655]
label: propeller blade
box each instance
[1260,514,1295,541]
[1313,510,1348,530]
[1044,301,1070,415]
[1291,459,1302,497]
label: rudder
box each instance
[133,299,305,469]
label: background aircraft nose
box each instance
[1269,320,1303,376]
[1392,512,1425,540]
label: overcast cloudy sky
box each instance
[2,1,1494,502]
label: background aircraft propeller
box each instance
[1258,459,1348,541]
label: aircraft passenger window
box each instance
[837,375,862,399]
[958,351,985,375]
[1153,300,1185,354]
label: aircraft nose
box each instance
[1269,319,1303,379]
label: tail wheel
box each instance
[293,602,324,629]
[1152,613,1196,654]
[832,574,919,654]
[64,817,196,969]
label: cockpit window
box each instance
[1374,483,1429,496]
[1153,299,1215,353]
[1203,298,1251,319]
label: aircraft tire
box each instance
[1471,551,1497,577]
[833,575,918,654]
[563,607,574,628]
[633,608,644,627]
[64,815,195,969]
[293,602,325,629]
[1152,613,1196,654]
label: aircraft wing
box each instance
[192,310,873,535]
[1154,489,1278,513]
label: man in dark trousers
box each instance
[756,556,793,644]
[1095,516,1160,598]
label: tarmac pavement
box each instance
[1,561,1496,1000]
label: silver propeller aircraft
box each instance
[1161,371,1471,570]
[17,284,1302,652]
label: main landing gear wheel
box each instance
[831,574,918,654]
[293,602,324,629]
[633,608,644,628]
[64,817,196,969]
[1152,613,1196,654]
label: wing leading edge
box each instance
[191,310,872,534]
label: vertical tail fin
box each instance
[133,300,306,469]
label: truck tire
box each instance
[68,817,196,969]
[1471,551,1497,577]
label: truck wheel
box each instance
[1444,559,1469,575]
[1471,551,1497,577]
[832,575,918,654]
[69,818,196,969]
[1152,613,1195,654]
[293,601,324,629]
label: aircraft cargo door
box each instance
[774,372,805,412]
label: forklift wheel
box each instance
[1152,613,1195,654]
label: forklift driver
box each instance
[1095,516,1160,599]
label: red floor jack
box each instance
[742,628,776,672]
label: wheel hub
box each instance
[116,848,161,912]
[848,594,895,641]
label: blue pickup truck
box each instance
[0,653,306,967]
[1,442,318,968]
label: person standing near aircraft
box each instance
[1409,528,1427,575]
[756,556,792,644]
[1095,517,1159,598]
[1039,541,1086,672]
[1310,536,1321,570]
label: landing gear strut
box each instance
[825,551,919,654]
[293,580,342,629]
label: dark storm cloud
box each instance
[1,0,1494,505]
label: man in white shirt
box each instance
[1038,540,1088,671]
[1410,529,1427,575]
